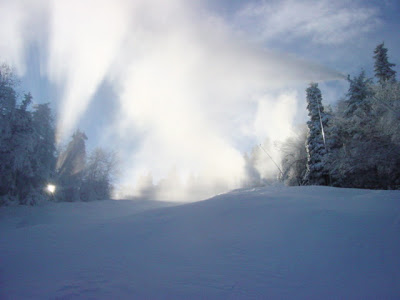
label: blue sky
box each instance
[1,0,399,198]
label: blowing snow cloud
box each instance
[1,0,373,201]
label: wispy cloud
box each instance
[237,0,381,45]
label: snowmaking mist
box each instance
[1,0,347,201]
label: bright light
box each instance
[47,184,56,194]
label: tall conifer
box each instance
[373,42,396,85]
[304,83,329,185]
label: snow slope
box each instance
[1,186,400,299]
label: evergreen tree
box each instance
[0,90,39,204]
[0,65,38,204]
[330,75,400,189]
[344,71,373,117]
[12,93,36,204]
[0,64,58,205]
[57,130,87,202]
[279,43,399,190]
[371,81,400,145]
[0,67,18,203]
[31,103,57,191]
[373,42,396,85]
[370,81,400,188]
[304,83,329,185]
[319,104,342,186]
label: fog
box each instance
[1,0,346,201]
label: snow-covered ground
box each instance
[1,186,400,299]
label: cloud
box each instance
[237,0,381,45]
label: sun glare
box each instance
[46,184,56,194]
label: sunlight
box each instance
[46,184,56,194]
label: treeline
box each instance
[281,42,400,189]
[0,64,117,206]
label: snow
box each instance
[1,186,400,299]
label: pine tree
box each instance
[0,91,37,204]
[0,67,18,203]
[0,66,49,205]
[373,42,396,85]
[57,130,88,202]
[330,71,400,189]
[304,83,329,185]
[0,63,58,205]
[13,94,36,204]
[31,103,57,191]
[345,71,373,117]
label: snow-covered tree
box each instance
[280,125,307,186]
[371,81,400,145]
[243,139,283,186]
[344,71,373,117]
[281,42,399,190]
[369,81,400,187]
[0,65,16,158]
[54,131,120,202]
[0,62,120,205]
[304,83,329,185]
[80,148,118,201]
[373,42,396,85]
[328,76,400,189]
[57,130,88,202]
[0,67,18,204]
[326,71,376,186]
[12,93,37,204]
[0,89,40,204]
[31,103,57,191]
[0,66,51,205]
